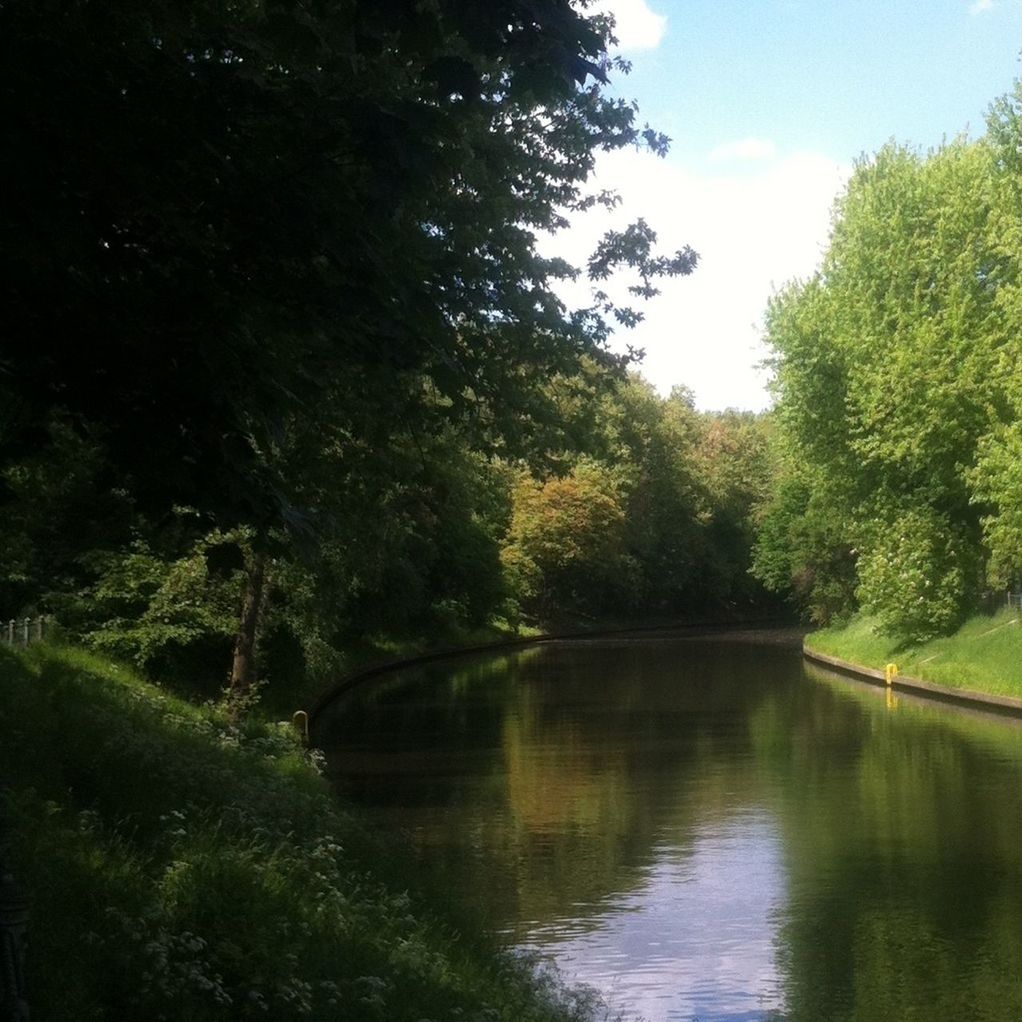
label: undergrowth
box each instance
[0,643,610,1022]
[260,618,544,720]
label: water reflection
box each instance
[524,812,786,1022]
[316,632,1022,1021]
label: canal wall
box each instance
[307,616,797,728]
[802,645,1022,718]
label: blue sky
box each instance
[555,0,1022,410]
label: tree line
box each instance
[753,83,1022,644]
[0,1,773,705]
[0,363,773,700]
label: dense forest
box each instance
[6,0,1022,706]
[0,1,774,710]
[753,88,1022,645]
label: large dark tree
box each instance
[1,0,695,695]
[1,0,692,525]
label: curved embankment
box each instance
[307,618,796,728]
[802,644,1022,718]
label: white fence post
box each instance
[1,616,51,648]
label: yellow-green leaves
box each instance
[759,123,1022,636]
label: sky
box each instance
[548,0,1022,411]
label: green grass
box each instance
[271,606,757,720]
[263,617,544,720]
[0,642,609,1022]
[806,608,1022,698]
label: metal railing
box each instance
[1007,593,1022,611]
[1,616,51,648]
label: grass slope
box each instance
[806,609,1022,698]
[0,643,605,1022]
[262,619,540,719]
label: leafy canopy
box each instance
[1,0,694,533]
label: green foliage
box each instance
[252,428,513,692]
[0,416,135,616]
[854,508,971,645]
[498,373,775,622]
[598,382,703,610]
[0,0,707,697]
[0,643,610,1022]
[972,424,1022,587]
[77,527,249,689]
[502,459,637,616]
[757,110,1022,638]
[751,466,858,625]
[689,408,775,608]
[1,0,692,530]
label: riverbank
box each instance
[295,610,791,725]
[0,642,607,1021]
[263,618,543,719]
[805,609,1022,699]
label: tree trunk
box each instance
[228,549,267,708]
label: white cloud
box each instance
[970,0,994,14]
[708,137,779,164]
[597,0,667,51]
[540,147,849,411]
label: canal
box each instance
[315,628,1022,1021]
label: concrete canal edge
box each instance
[306,617,793,729]
[305,632,551,728]
[802,644,1022,718]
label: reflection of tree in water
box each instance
[766,665,1022,1021]
[321,638,804,939]
[319,639,1022,1020]
[496,640,801,935]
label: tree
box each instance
[1,0,696,695]
[751,463,859,624]
[689,408,774,609]
[968,82,1022,592]
[972,426,1022,589]
[757,136,1007,635]
[1,0,691,520]
[502,459,636,617]
[855,507,972,643]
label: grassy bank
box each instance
[284,608,786,722]
[264,618,543,720]
[0,643,606,1022]
[805,608,1022,697]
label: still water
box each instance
[316,629,1022,1021]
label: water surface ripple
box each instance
[317,630,1022,1021]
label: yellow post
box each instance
[884,663,898,686]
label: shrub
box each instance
[855,509,970,645]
